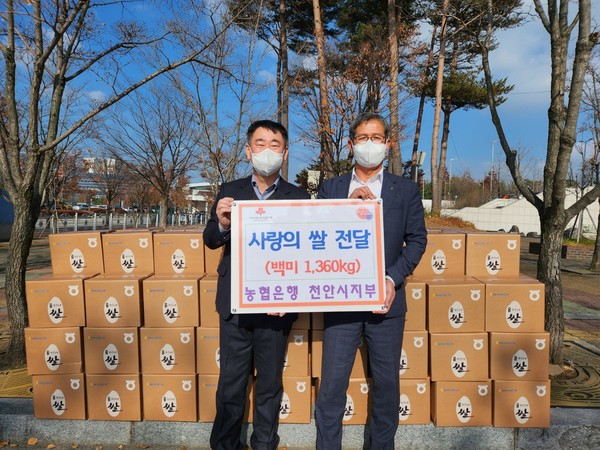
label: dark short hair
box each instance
[349,112,389,140]
[247,120,288,146]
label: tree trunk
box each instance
[537,215,566,366]
[411,25,437,181]
[3,199,38,367]
[430,0,449,216]
[159,196,168,228]
[279,0,289,180]
[476,0,597,373]
[387,0,401,175]
[591,198,600,272]
[435,31,458,209]
[438,106,451,202]
[312,0,334,179]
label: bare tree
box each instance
[85,153,129,212]
[170,4,274,204]
[0,1,232,366]
[127,172,162,216]
[290,44,363,177]
[581,49,600,271]
[103,84,198,227]
[477,0,599,366]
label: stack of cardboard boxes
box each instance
[308,231,549,428]
[25,229,313,423]
[403,231,549,427]
[25,228,550,427]
[26,231,102,419]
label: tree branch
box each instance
[565,184,600,224]
[533,0,551,33]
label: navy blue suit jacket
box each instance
[318,172,427,317]
[203,176,310,320]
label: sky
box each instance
[87,1,599,186]
[284,1,600,184]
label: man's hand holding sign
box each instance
[347,183,396,314]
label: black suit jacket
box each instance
[203,176,311,320]
[318,172,427,317]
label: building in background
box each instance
[444,187,599,238]
[186,182,212,224]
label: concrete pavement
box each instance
[0,398,598,449]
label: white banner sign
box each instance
[230,198,386,313]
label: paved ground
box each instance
[518,237,600,353]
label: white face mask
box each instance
[352,140,387,168]
[250,148,284,177]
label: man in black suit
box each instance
[204,120,310,450]
[314,112,427,449]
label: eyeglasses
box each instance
[353,134,386,144]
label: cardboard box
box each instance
[196,327,220,375]
[478,276,545,332]
[431,380,492,426]
[426,277,485,333]
[343,378,371,425]
[197,374,219,422]
[284,330,309,377]
[412,232,466,277]
[398,378,430,425]
[292,313,310,330]
[204,245,223,274]
[26,275,88,328]
[493,380,551,427]
[49,231,105,276]
[142,374,197,421]
[404,277,426,331]
[85,274,150,327]
[32,373,86,419]
[101,231,155,275]
[198,374,253,422]
[140,327,196,374]
[153,232,205,275]
[311,330,368,378]
[86,374,142,421]
[465,232,521,278]
[489,332,550,381]
[25,327,83,375]
[199,275,220,328]
[429,333,488,381]
[400,331,428,379]
[279,376,311,423]
[312,313,324,330]
[83,327,139,374]
[143,275,202,327]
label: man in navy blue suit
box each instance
[315,112,427,450]
[204,120,310,450]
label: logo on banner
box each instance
[356,207,373,220]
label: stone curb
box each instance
[1,399,599,449]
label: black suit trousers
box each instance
[210,314,292,450]
[315,313,406,450]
